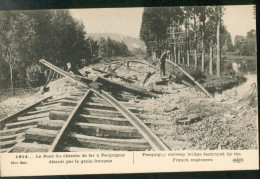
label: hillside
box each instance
[89,33,146,51]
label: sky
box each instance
[70,5,256,42]
[70,8,144,38]
[222,5,256,42]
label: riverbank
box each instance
[202,75,247,93]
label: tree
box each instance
[24,10,91,66]
[140,7,184,57]
[182,7,195,66]
[221,27,234,53]
[234,35,245,55]
[98,37,107,57]
[216,6,223,78]
[198,6,207,72]
[204,7,217,75]
[190,7,201,68]
[245,29,256,56]
[234,30,256,56]
[0,9,99,90]
[0,11,37,93]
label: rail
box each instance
[92,89,169,151]
[39,59,169,151]
[166,60,213,98]
[106,59,213,98]
[48,90,91,152]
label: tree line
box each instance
[140,6,256,78]
[0,10,130,90]
[98,37,130,57]
[234,29,256,56]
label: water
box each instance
[215,61,257,98]
[222,72,257,97]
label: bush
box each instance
[173,65,206,83]
[203,75,246,92]
[26,64,45,87]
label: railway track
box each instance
[0,79,88,153]
[0,95,82,152]
[0,60,170,152]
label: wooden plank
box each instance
[76,122,138,133]
[40,101,61,106]
[25,128,58,143]
[45,97,68,103]
[0,139,17,148]
[64,97,82,101]
[0,133,18,142]
[78,114,131,126]
[81,108,125,118]
[27,109,53,115]
[70,92,85,96]
[6,117,48,129]
[48,90,91,152]
[71,133,150,151]
[81,108,146,120]
[37,120,65,130]
[85,102,116,110]
[35,104,61,111]
[0,148,10,153]
[17,112,49,121]
[0,96,51,127]
[11,142,50,153]
[88,96,110,104]
[60,100,78,106]
[95,76,158,97]
[113,96,131,102]
[86,102,141,113]
[75,122,142,138]
[48,96,79,102]
[35,105,74,112]
[41,99,78,107]
[49,111,71,121]
[0,125,37,136]
[92,67,136,82]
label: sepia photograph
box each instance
[0,1,258,176]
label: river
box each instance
[215,61,257,98]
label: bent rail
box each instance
[92,89,169,151]
[107,59,213,98]
[40,59,169,151]
[166,60,213,98]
